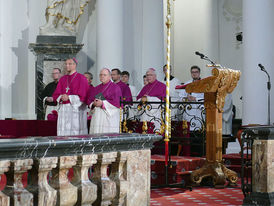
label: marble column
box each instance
[29,36,83,120]
[140,0,165,81]
[242,0,274,125]
[0,1,13,119]
[96,0,123,76]
[128,0,165,90]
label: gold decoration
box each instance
[123,120,128,133]
[185,67,241,112]
[187,67,240,186]
[46,0,90,26]
[164,0,175,144]
[182,120,188,135]
[146,105,151,111]
[191,161,238,185]
[159,119,165,135]
[158,106,165,135]
[142,121,148,134]
[137,105,142,111]
[119,107,122,133]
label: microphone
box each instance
[258,63,265,71]
[195,51,205,59]
[258,63,271,125]
[195,51,217,65]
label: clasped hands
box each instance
[46,97,53,102]
[61,94,69,102]
[93,99,103,107]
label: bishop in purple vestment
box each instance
[137,68,166,100]
[136,68,166,133]
[88,68,122,133]
[111,68,133,102]
[53,58,90,136]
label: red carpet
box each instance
[223,153,251,176]
[151,155,206,186]
[151,153,251,186]
[151,184,243,205]
[151,154,246,205]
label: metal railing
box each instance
[120,98,206,156]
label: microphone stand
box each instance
[195,52,220,67]
[263,69,271,125]
[202,56,216,66]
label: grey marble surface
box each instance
[29,35,83,119]
[243,126,274,140]
[0,133,162,160]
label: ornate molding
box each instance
[186,67,241,112]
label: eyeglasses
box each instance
[191,71,200,74]
[52,72,60,75]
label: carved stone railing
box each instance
[0,133,161,206]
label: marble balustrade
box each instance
[0,133,161,206]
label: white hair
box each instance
[101,67,111,75]
[146,68,157,76]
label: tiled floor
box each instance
[151,184,243,206]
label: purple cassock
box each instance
[116,81,133,102]
[87,80,122,108]
[53,72,90,104]
[137,80,166,100]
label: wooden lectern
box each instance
[185,67,241,186]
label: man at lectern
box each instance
[179,66,203,102]
[179,66,204,131]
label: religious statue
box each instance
[40,0,90,36]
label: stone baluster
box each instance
[50,156,77,206]
[92,152,117,206]
[71,154,98,206]
[3,159,33,206]
[27,157,58,206]
[0,160,10,205]
[109,151,129,206]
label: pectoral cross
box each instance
[66,87,70,93]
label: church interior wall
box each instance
[218,0,243,119]
[242,0,274,125]
[172,0,243,119]
[122,0,165,92]
[1,0,274,124]
[0,0,47,119]
[0,0,165,119]
[76,0,97,77]
[123,0,136,88]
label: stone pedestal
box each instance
[242,126,274,205]
[29,36,83,120]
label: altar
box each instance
[0,120,57,138]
